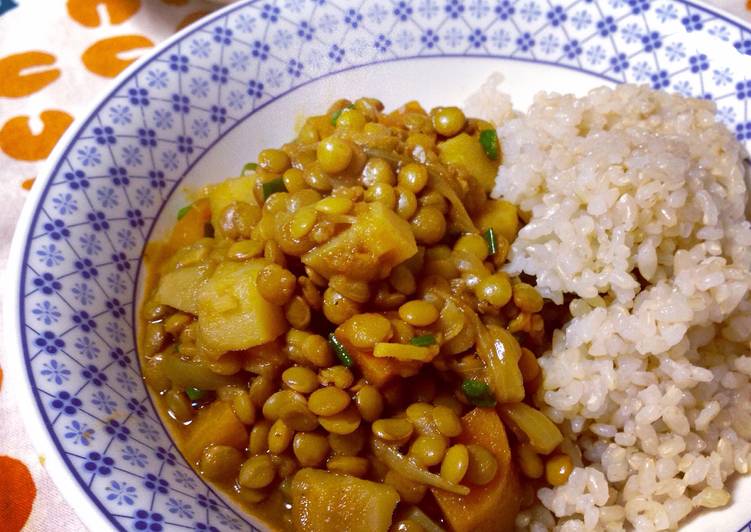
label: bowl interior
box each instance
[10,1,751,530]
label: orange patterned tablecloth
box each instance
[0,0,750,530]
[0,2,221,530]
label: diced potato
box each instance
[438,133,499,192]
[291,468,400,532]
[197,260,285,357]
[208,175,257,230]
[302,202,417,281]
[433,408,520,532]
[154,263,213,315]
[184,400,248,463]
[476,199,519,243]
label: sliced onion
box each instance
[372,439,470,495]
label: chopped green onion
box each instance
[479,129,499,160]
[330,103,355,126]
[262,177,286,200]
[203,222,215,238]
[484,227,497,256]
[461,379,496,407]
[328,333,353,367]
[242,162,258,174]
[410,334,436,347]
[185,387,205,401]
[177,205,192,220]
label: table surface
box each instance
[0,0,749,530]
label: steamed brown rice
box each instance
[481,82,751,531]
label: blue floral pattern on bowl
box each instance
[10,0,751,530]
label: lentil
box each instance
[200,445,244,482]
[281,366,319,394]
[326,455,369,477]
[372,418,413,442]
[546,454,574,486]
[318,405,361,435]
[440,444,469,484]
[239,455,276,489]
[268,418,294,454]
[466,444,498,486]
[308,386,351,417]
[432,405,463,438]
[398,300,439,327]
[354,385,384,422]
[317,137,353,174]
[293,432,330,467]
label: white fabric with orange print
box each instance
[0,1,216,530]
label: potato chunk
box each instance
[184,401,247,463]
[476,199,519,243]
[292,469,400,532]
[438,133,498,192]
[197,260,285,356]
[154,263,212,315]
[208,175,257,231]
[302,202,417,281]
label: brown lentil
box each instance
[318,405,361,435]
[440,444,469,484]
[239,454,276,489]
[308,387,351,417]
[318,365,354,389]
[249,420,271,455]
[371,418,413,442]
[268,418,294,454]
[292,432,330,467]
[326,455,369,477]
[398,300,439,327]
[285,295,311,329]
[354,385,384,422]
[546,454,574,486]
[281,366,319,394]
[466,444,499,486]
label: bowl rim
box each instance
[5,0,751,530]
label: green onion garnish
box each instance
[479,129,499,160]
[262,177,287,200]
[185,387,205,401]
[484,227,497,256]
[330,103,355,126]
[328,333,353,367]
[461,379,496,407]
[177,205,192,220]
[242,162,258,174]
[203,222,215,238]
[410,334,436,347]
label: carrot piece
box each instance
[184,400,248,464]
[432,408,521,532]
[167,197,211,252]
[346,344,421,388]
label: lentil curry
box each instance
[140,98,569,531]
